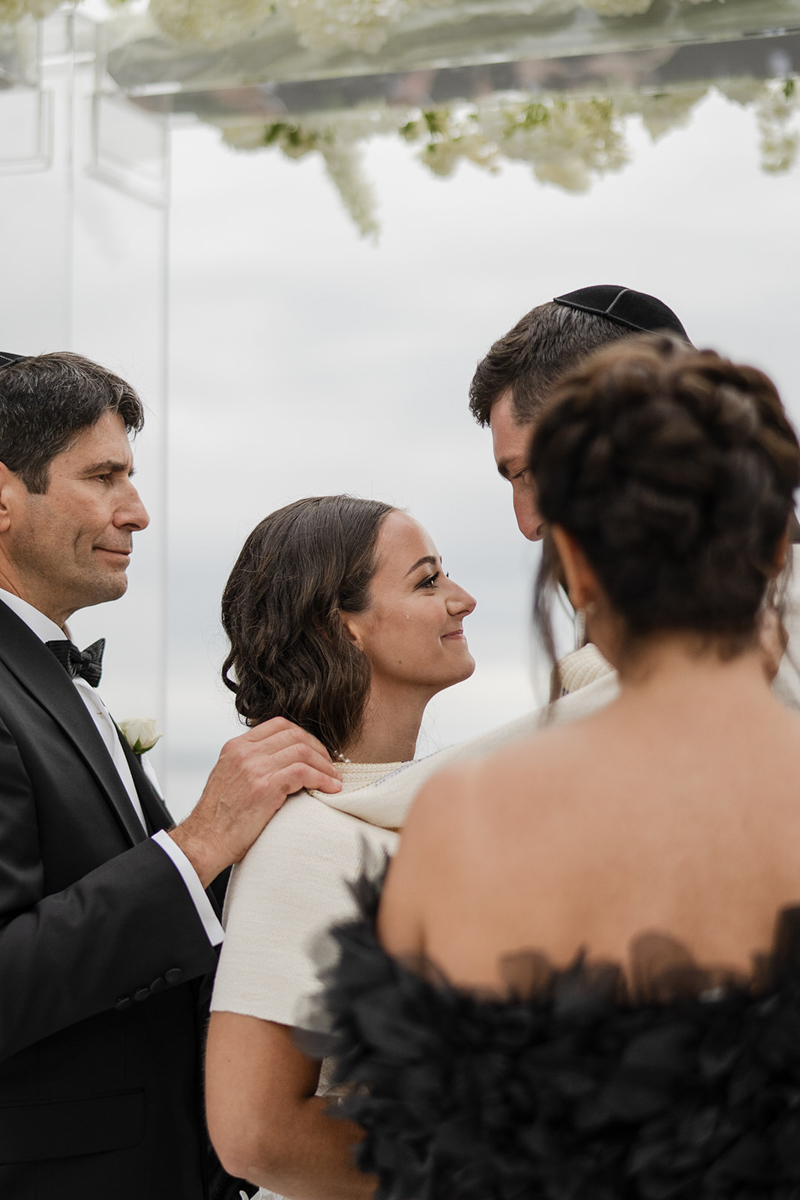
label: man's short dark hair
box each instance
[0,352,145,493]
[469,302,632,428]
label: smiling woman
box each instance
[220,495,475,763]
[205,494,475,1199]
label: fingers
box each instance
[272,763,344,799]
[228,718,341,778]
[261,741,340,779]
[206,740,343,813]
[230,745,343,801]
[242,716,328,753]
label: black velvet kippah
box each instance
[554,285,690,341]
[0,352,30,371]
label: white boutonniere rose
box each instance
[119,717,163,755]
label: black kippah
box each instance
[0,352,30,371]
[553,285,690,342]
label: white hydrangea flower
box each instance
[147,0,274,45]
[626,86,709,141]
[756,78,799,173]
[277,0,413,55]
[146,0,442,53]
[582,0,653,15]
[710,78,763,108]
[401,106,498,177]
[0,0,61,23]
[484,96,628,190]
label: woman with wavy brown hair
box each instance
[205,495,476,1200]
[322,336,800,1199]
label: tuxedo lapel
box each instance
[0,601,147,847]
[117,732,175,834]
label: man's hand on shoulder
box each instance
[169,718,342,887]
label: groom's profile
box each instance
[0,351,341,1200]
[469,284,691,541]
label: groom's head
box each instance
[469,286,691,541]
[0,352,149,625]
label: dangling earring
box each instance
[574,607,586,649]
[577,601,598,647]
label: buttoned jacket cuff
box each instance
[151,830,225,947]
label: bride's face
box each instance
[340,511,476,696]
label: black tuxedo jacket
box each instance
[0,599,247,1199]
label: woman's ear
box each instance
[337,610,363,647]
[550,526,601,612]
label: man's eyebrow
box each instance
[82,459,135,476]
[497,457,525,481]
[405,555,439,577]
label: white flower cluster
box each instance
[582,0,716,12]
[756,78,799,173]
[142,0,440,53]
[718,76,800,173]
[0,0,61,24]
[146,0,274,46]
[279,0,437,55]
[0,0,739,53]
[621,85,709,141]
[217,75,799,236]
[219,91,629,233]
[582,0,652,14]
[486,96,628,191]
[223,109,398,237]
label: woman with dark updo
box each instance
[205,496,476,1200]
[323,335,800,1199]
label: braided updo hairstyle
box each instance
[222,496,395,758]
[529,334,800,679]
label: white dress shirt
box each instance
[0,588,223,946]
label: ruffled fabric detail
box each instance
[320,873,800,1200]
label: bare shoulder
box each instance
[389,717,599,880]
[379,763,480,957]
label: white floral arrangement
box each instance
[140,0,723,53]
[119,717,163,755]
[0,0,60,23]
[1,0,721,53]
[1,0,795,240]
[217,76,800,236]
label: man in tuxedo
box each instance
[0,350,342,1199]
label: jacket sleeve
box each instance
[0,716,219,1063]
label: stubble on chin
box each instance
[73,566,131,610]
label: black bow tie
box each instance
[46,638,106,688]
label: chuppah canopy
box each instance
[94,0,800,234]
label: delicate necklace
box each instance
[336,753,351,764]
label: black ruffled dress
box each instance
[318,874,800,1200]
